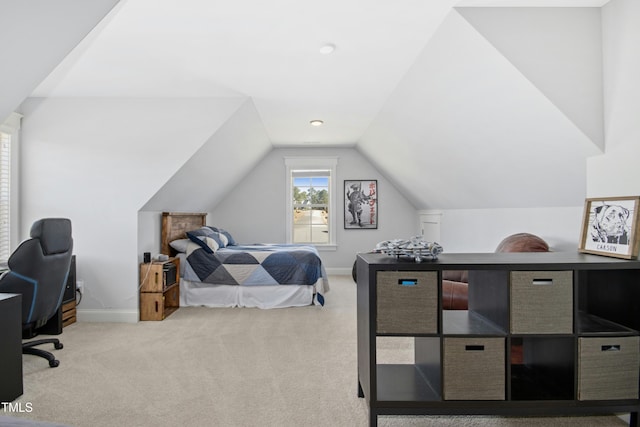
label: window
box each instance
[0,113,21,263]
[285,157,337,249]
[292,172,329,244]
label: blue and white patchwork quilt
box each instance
[182,243,329,305]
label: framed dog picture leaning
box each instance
[344,180,377,229]
[579,196,640,259]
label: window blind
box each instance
[0,131,11,262]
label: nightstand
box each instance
[139,257,180,321]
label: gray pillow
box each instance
[169,239,190,253]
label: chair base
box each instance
[23,338,63,368]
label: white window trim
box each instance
[0,112,22,258]
[285,156,337,251]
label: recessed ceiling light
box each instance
[319,44,335,55]
[310,120,324,127]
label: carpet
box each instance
[4,275,631,426]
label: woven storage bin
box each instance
[443,337,505,400]
[510,271,573,334]
[376,271,437,334]
[578,336,640,400]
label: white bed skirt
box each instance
[179,279,317,309]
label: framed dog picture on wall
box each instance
[344,180,377,229]
[579,196,640,259]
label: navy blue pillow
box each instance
[191,226,229,247]
[207,226,237,246]
[186,232,214,254]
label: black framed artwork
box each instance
[344,180,377,229]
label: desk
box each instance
[0,293,23,402]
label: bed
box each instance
[160,212,329,309]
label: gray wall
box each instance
[208,147,419,270]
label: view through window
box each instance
[292,170,329,244]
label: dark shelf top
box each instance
[577,311,639,336]
[376,364,440,402]
[358,251,640,271]
[442,310,506,336]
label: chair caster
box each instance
[54,342,63,350]
[49,359,60,368]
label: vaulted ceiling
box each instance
[1,0,611,210]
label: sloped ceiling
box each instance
[0,0,120,123]
[142,99,271,212]
[28,0,459,146]
[2,0,610,212]
[456,7,604,150]
[359,6,605,210]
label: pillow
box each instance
[199,236,220,253]
[183,240,208,256]
[185,232,220,254]
[188,227,228,248]
[212,231,229,247]
[169,239,190,253]
[188,226,213,237]
[206,226,237,246]
[219,229,236,246]
[495,233,549,253]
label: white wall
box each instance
[138,211,162,262]
[434,1,640,256]
[439,207,583,253]
[209,147,419,271]
[587,0,640,197]
[15,0,638,322]
[19,97,245,321]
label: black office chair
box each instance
[0,218,73,368]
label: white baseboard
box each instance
[77,309,139,323]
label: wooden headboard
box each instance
[161,212,207,256]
